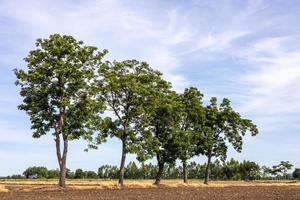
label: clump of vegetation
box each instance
[15,34,260,187]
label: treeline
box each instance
[15,34,259,187]
[7,159,298,180]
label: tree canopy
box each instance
[14,34,107,187]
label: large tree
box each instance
[138,90,182,185]
[14,34,107,187]
[96,60,169,186]
[194,97,258,184]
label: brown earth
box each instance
[1,186,300,200]
[1,180,300,200]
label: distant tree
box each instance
[23,166,48,179]
[95,60,169,186]
[9,175,25,179]
[261,165,272,179]
[186,161,205,179]
[222,159,241,180]
[272,161,293,179]
[98,165,119,179]
[85,171,98,179]
[125,161,140,179]
[163,163,181,179]
[14,34,107,187]
[239,160,260,180]
[139,163,157,179]
[66,168,75,179]
[195,97,258,184]
[292,168,300,179]
[74,169,85,179]
[47,169,59,179]
[210,159,223,180]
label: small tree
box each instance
[23,166,48,178]
[195,97,258,184]
[222,159,240,180]
[292,168,300,179]
[15,34,107,187]
[272,161,293,179]
[85,171,98,179]
[47,169,59,179]
[74,169,85,179]
[239,160,260,180]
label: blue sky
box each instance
[1,0,300,176]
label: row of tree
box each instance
[15,34,258,187]
[7,159,296,180]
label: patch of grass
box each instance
[1,179,300,192]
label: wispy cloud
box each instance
[1,0,300,175]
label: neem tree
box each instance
[96,60,169,186]
[15,34,107,187]
[138,89,182,185]
[195,97,258,184]
[175,87,204,183]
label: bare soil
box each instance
[1,186,300,200]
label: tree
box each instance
[125,161,140,179]
[47,169,59,179]
[261,165,272,179]
[15,34,107,187]
[222,159,240,180]
[96,60,169,186]
[292,168,300,179]
[139,90,182,185]
[175,87,204,183]
[85,171,98,179]
[195,97,258,184]
[23,166,48,179]
[239,160,260,180]
[74,169,85,179]
[272,161,293,179]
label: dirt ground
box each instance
[1,186,300,200]
[1,180,300,200]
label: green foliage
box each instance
[271,161,293,178]
[15,34,108,187]
[74,169,85,179]
[197,97,259,160]
[292,168,300,179]
[239,160,260,180]
[66,168,75,179]
[139,90,181,169]
[14,159,296,180]
[47,169,59,179]
[176,87,204,162]
[15,34,107,140]
[23,166,48,178]
[14,34,262,185]
[97,59,170,152]
[85,171,98,179]
[98,165,119,179]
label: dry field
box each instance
[1,179,300,199]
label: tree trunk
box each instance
[118,139,126,187]
[154,158,164,185]
[204,153,212,185]
[56,75,68,188]
[55,133,68,188]
[182,160,188,183]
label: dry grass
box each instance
[0,179,300,192]
[0,185,9,192]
